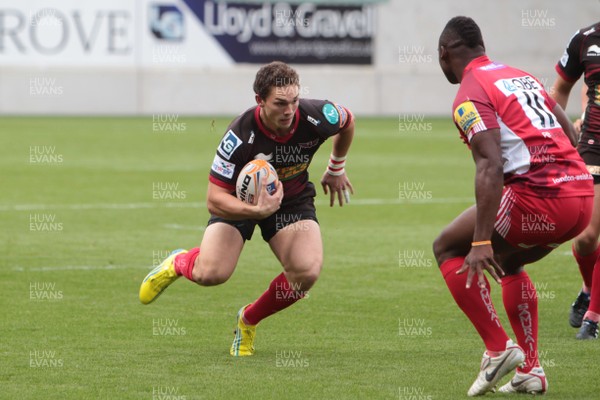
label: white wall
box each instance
[0,0,595,116]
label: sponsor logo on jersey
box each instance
[454,101,486,139]
[211,154,235,179]
[254,152,274,162]
[277,163,309,181]
[497,76,541,94]
[322,103,339,125]
[502,80,517,92]
[217,130,242,160]
[307,115,321,126]
[479,62,505,71]
[560,49,569,67]
[334,103,349,127]
[298,139,319,149]
[494,75,544,96]
[561,30,580,66]
[587,44,600,56]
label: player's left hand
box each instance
[320,171,354,207]
[457,244,504,289]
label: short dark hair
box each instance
[441,16,484,49]
[253,61,300,100]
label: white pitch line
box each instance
[11,244,576,273]
[0,197,474,212]
[0,202,205,212]
[163,224,206,231]
[13,264,150,272]
[318,197,474,206]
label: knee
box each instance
[298,269,320,289]
[192,260,230,287]
[285,259,322,290]
[432,234,449,266]
[575,230,599,254]
[195,274,228,286]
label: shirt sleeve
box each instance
[453,79,499,144]
[300,99,353,139]
[208,128,247,191]
[555,29,584,83]
[453,99,498,144]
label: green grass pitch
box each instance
[0,116,597,399]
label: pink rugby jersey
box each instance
[452,55,593,198]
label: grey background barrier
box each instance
[0,0,594,116]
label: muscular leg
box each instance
[242,220,322,326]
[190,222,244,286]
[268,220,323,291]
[496,246,553,275]
[576,186,600,326]
[572,184,600,292]
[433,205,520,268]
[573,184,600,256]
[433,205,476,265]
[497,245,553,373]
[433,205,511,352]
[140,222,245,304]
[433,204,554,365]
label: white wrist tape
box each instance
[327,154,346,176]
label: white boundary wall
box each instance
[0,0,596,116]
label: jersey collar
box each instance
[254,106,300,143]
[464,55,492,74]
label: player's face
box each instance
[258,85,300,134]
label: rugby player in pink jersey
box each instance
[552,21,600,340]
[434,16,593,396]
[138,61,355,357]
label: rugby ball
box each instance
[236,159,279,205]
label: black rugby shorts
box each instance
[207,182,319,242]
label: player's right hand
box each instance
[457,244,504,289]
[255,176,283,219]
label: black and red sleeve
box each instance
[555,29,585,83]
[300,98,354,140]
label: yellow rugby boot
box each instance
[230,305,257,356]
[139,249,187,304]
